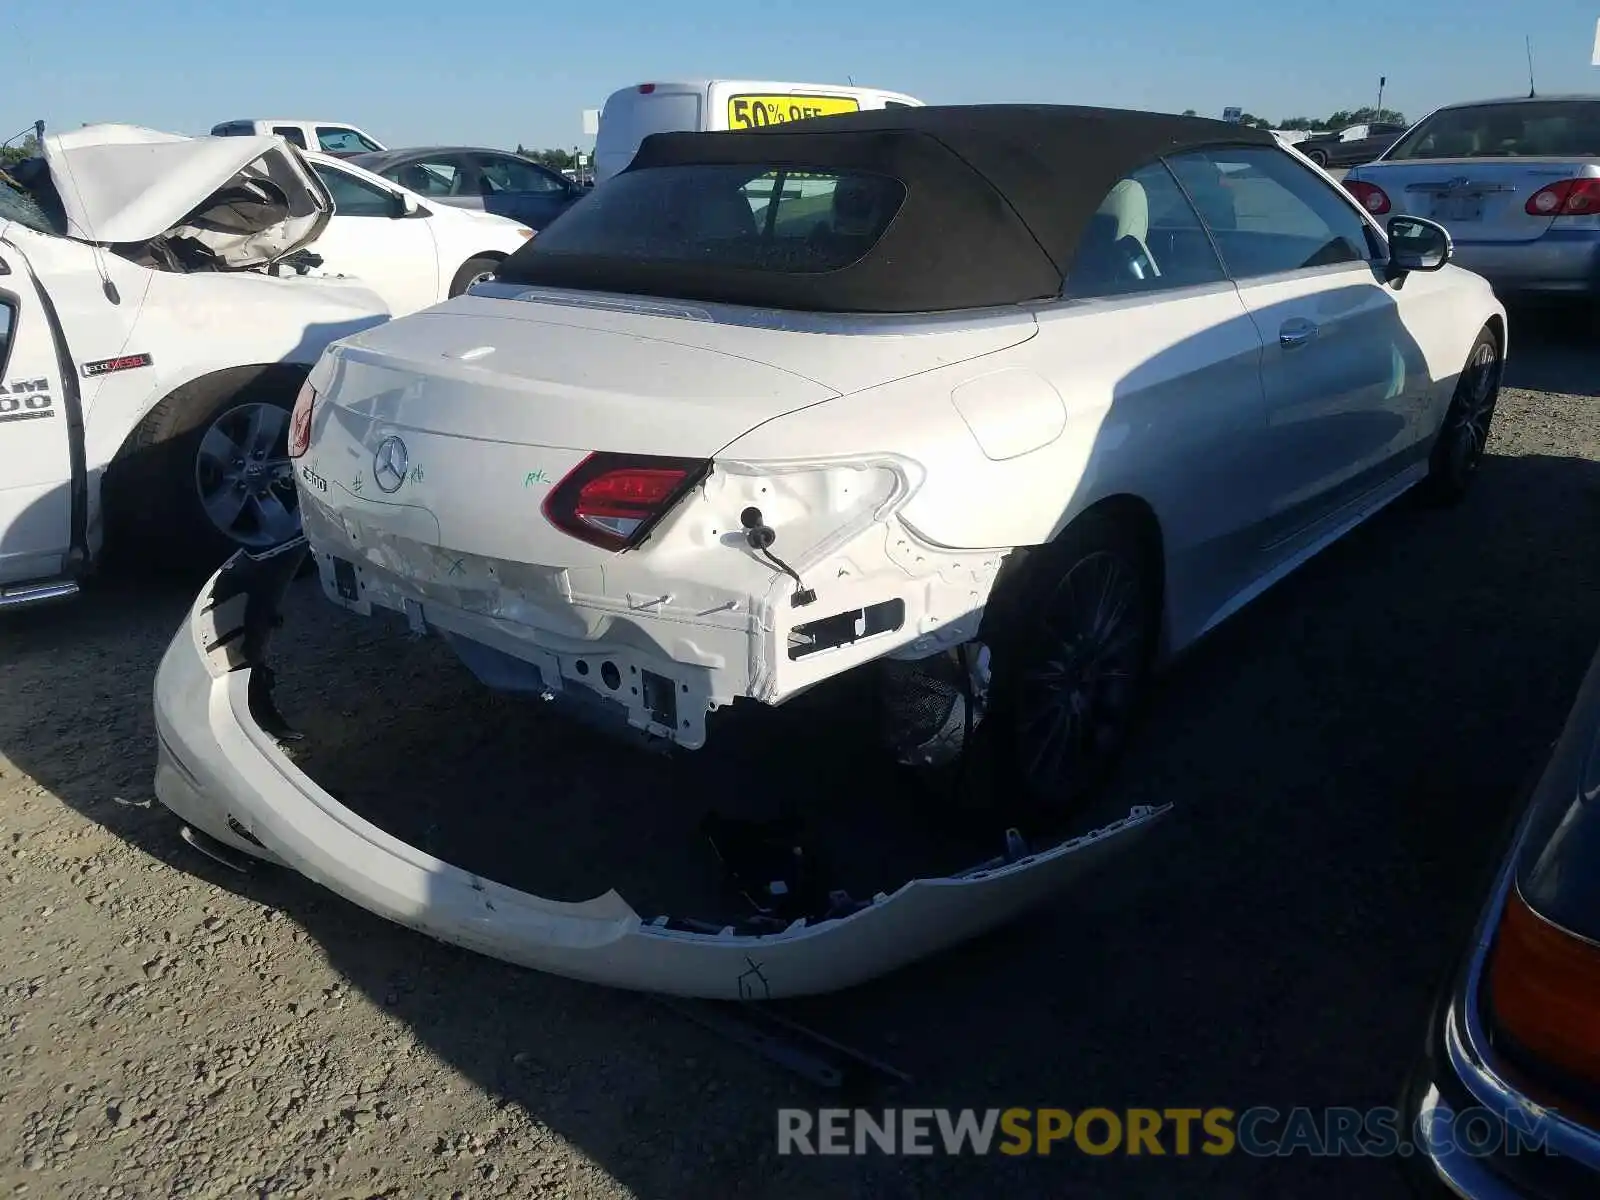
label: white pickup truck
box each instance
[0,124,390,610]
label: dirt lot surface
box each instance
[2,308,1598,1199]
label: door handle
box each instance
[1279,319,1318,349]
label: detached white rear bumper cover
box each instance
[151,540,1170,999]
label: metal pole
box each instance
[1375,77,1385,119]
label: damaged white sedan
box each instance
[153,105,1506,998]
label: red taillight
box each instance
[543,453,706,551]
[1343,180,1391,215]
[637,83,656,94]
[1525,178,1600,217]
[1486,887,1600,1090]
[287,380,317,459]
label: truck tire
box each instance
[103,367,306,573]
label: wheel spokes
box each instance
[203,484,250,533]
[1018,550,1148,799]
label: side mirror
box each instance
[390,192,420,218]
[1386,215,1452,278]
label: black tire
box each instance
[448,255,502,297]
[983,511,1162,823]
[1420,324,1502,505]
[1307,148,1329,167]
[103,368,305,574]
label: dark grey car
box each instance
[347,147,586,231]
[1298,122,1409,169]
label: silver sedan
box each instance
[1341,95,1600,302]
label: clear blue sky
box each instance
[5,0,1598,151]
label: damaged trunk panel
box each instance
[151,540,1170,999]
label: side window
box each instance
[1166,147,1373,279]
[313,165,396,217]
[0,300,15,378]
[1064,160,1228,299]
[384,157,464,197]
[737,170,901,247]
[317,127,380,154]
[271,126,309,149]
[478,156,566,194]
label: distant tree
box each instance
[1181,109,1197,117]
[518,147,577,171]
[1323,106,1408,128]
[0,134,40,169]
[1275,106,1408,131]
[1190,107,1410,132]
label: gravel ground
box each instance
[2,307,1597,1200]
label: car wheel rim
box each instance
[469,270,495,288]
[1447,340,1499,478]
[193,402,300,548]
[1016,550,1149,801]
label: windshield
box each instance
[317,127,383,154]
[1385,100,1600,160]
[516,163,907,274]
[0,158,66,236]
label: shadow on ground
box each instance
[3,321,1599,1199]
[1502,302,1599,397]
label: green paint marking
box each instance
[524,470,551,487]
[409,464,425,483]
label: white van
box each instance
[592,79,924,183]
[210,119,386,156]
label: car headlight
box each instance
[516,227,536,239]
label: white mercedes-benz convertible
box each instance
[151,105,1506,998]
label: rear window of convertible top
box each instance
[522,164,907,273]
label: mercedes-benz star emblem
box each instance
[373,436,408,493]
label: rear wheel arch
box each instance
[980,493,1167,648]
[1484,312,1506,360]
[111,363,311,459]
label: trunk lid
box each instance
[1352,157,1600,243]
[317,297,842,460]
[41,123,331,266]
[317,287,1038,450]
[304,290,1034,569]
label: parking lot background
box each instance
[1,307,1597,1198]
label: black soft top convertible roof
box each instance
[495,104,1278,313]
